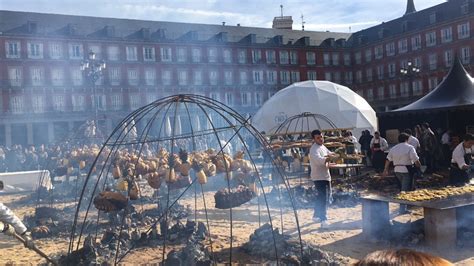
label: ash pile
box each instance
[23,206,73,239]
[242,223,348,265]
[163,223,212,266]
[390,218,425,246]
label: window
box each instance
[253,70,263,84]
[30,67,44,86]
[291,71,300,82]
[49,42,63,59]
[107,46,119,61]
[426,32,436,47]
[143,47,155,61]
[428,77,438,91]
[398,39,408,54]
[252,49,262,63]
[126,46,138,61]
[69,44,83,59]
[377,87,385,100]
[374,46,383,59]
[240,71,248,85]
[71,94,85,111]
[8,67,22,86]
[162,70,172,85]
[323,53,330,65]
[430,12,437,24]
[333,72,341,83]
[223,49,232,63]
[95,94,107,111]
[88,45,102,59]
[106,94,120,111]
[429,54,437,70]
[412,80,423,96]
[377,65,384,80]
[267,71,277,84]
[344,53,351,66]
[400,59,408,70]
[175,47,186,63]
[255,92,263,106]
[52,95,65,112]
[444,50,453,67]
[324,72,332,81]
[238,49,247,64]
[241,92,251,107]
[388,63,396,78]
[144,69,155,86]
[224,71,233,85]
[356,70,363,83]
[128,69,139,85]
[225,93,233,106]
[193,71,203,85]
[461,47,471,64]
[6,41,21,58]
[366,68,373,82]
[307,71,317,80]
[458,22,470,39]
[366,89,373,101]
[160,47,172,62]
[344,72,352,84]
[386,43,395,56]
[27,42,43,59]
[209,70,218,85]
[355,52,362,64]
[192,48,201,63]
[178,70,187,85]
[71,68,83,86]
[146,93,157,104]
[280,70,290,84]
[51,68,64,86]
[280,51,289,64]
[414,57,422,68]
[400,82,409,97]
[365,49,372,63]
[306,52,316,65]
[440,27,453,43]
[208,48,218,63]
[389,84,397,99]
[10,96,25,114]
[129,94,141,110]
[209,93,220,102]
[290,51,298,64]
[109,67,121,85]
[332,53,339,66]
[411,35,421,51]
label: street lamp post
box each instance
[400,61,420,98]
[80,50,106,127]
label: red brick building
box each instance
[0,0,472,146]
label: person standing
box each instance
[309,130,334,228]
[383,133,421,214]
[421,123,437,173]
[404,128,420,151]
[370,131,389,173]
[450,133,474,186]
[441,129,452,167]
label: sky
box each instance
[0,0,447,32]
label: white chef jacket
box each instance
[309,143,333,181]
[0,202,27,234]
[386,142,419,173]
[407,135,420,150]
[370,137,389,151]
[451,142,473,169]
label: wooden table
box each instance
[361,193,474,249]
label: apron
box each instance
[450,145,471,186]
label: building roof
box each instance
[392,57,474,113]
[348,0,473,47]
[0,10,351,47]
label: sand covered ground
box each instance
[1,177,474,265]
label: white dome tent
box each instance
[252,80,377,138]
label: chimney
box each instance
[222,22,226,26]
[404,0,416,16]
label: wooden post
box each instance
[424,208,457,250]
[362,199,390,240]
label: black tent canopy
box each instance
[378,57,474,134]
[392,57,474,113]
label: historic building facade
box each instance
[0,0,472,146]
